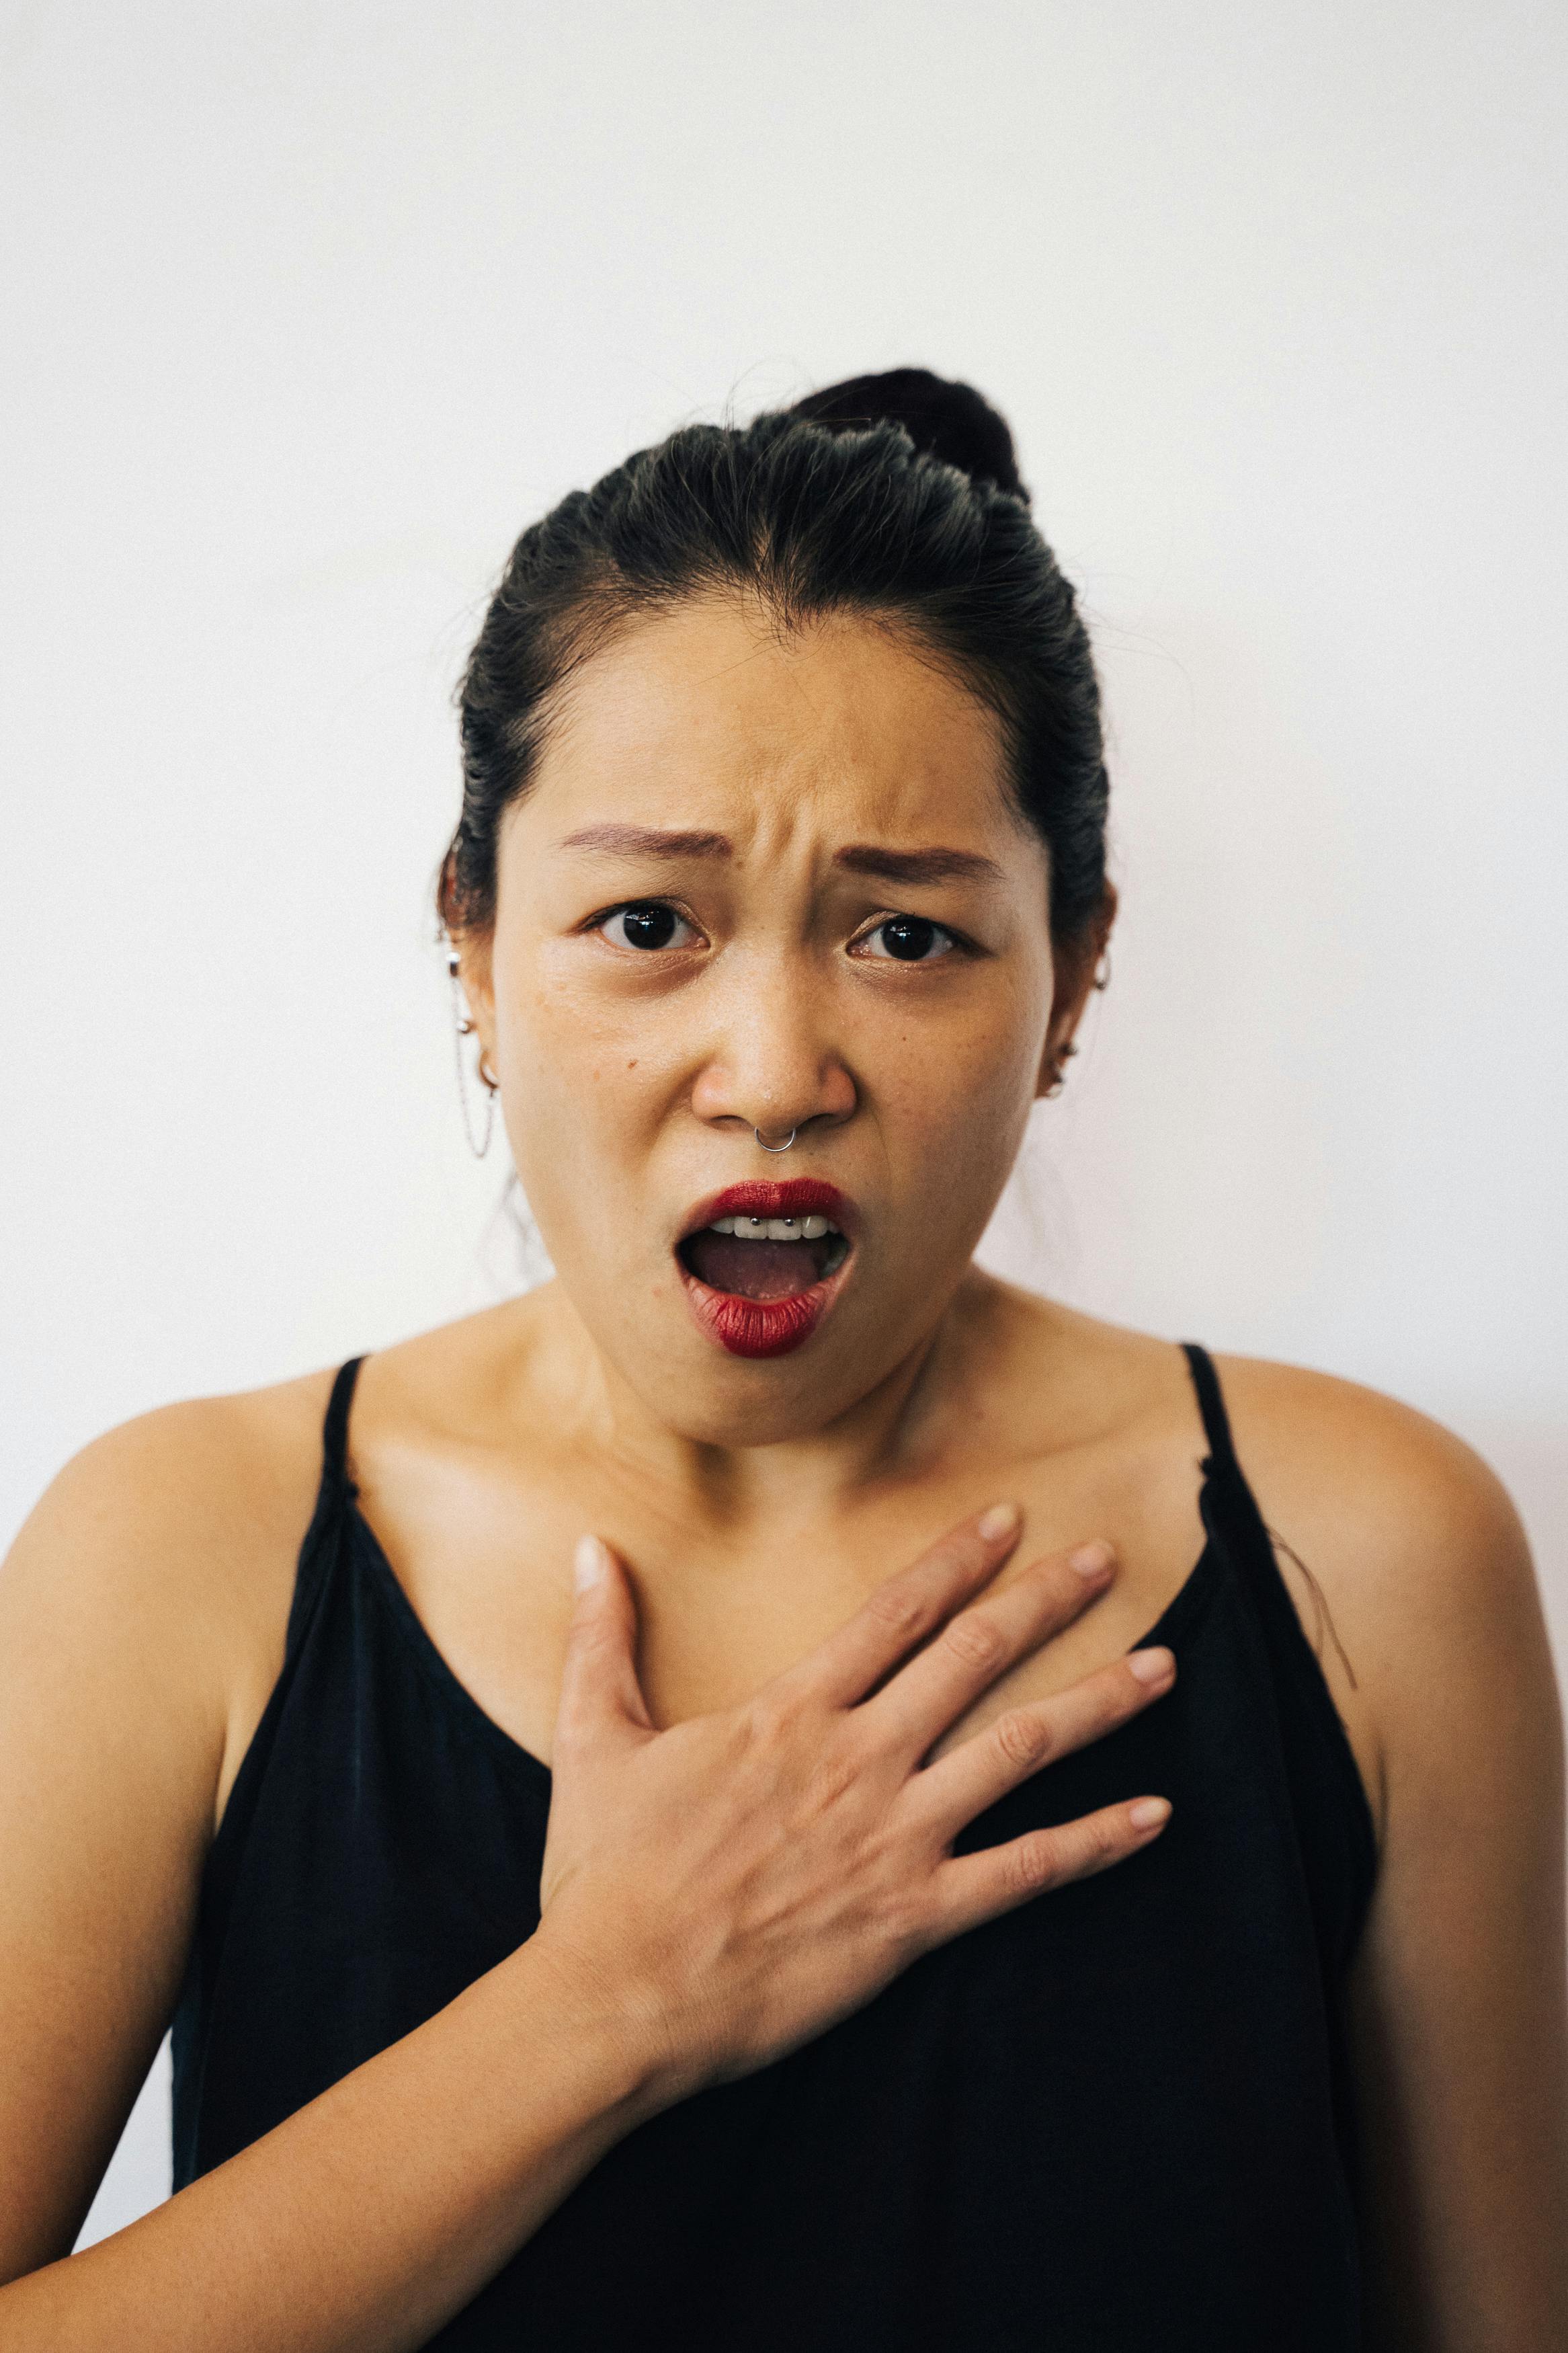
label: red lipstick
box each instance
[676,1179,856,1360]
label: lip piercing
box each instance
[755,1126,798,1153]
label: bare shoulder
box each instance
[1210,1350,1537,1672]
[3,1297,551,1816]
[979,1292,1553,1853]
[1209,1349,1528,1568]
[3,1365,340,1837]
[948,1285,1533,1620]
[7,1366,337,1624]
[1208,1351,1552,1847]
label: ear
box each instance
[1034,881,1117,1099]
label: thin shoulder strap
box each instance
[1180,1341,1236,1472]
[320,1354,365,1499]
[1180,1335,1291,1640]
[1178,1343,1378,1895]
[283,1356,365,1654]
[206,1357,370,1868]
[1182,1337,1332,1672]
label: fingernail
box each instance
[1069,1540,1114,1577]
[574,1534,606,1593]
[1128,1797,1172,1831]
[1128,1645,1175,1685]
[977,1503,1022,1540]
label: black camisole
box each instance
[170,1344,1378,2349]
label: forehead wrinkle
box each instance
[523,598,1021,867]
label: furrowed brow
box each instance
[834,842,1005,887]
[558,824,734,860]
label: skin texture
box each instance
[0,592,1563,2346]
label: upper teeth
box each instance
[708,1214,837,1240]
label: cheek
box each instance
[507,1045,653,1191]
[492,973,663,1234]
[495,935,649,1099]
[874,960,1044,1117]
[868,994,1043,1232]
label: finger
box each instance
[770,1505,1026,1714]
[552,1536,655,1752]
[923,1795,1173,1945]
[901,1646,1178,1838]
[860,1540,1118,1760]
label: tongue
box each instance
[684,1232,827,1300]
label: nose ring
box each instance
[755,1125,797,1153]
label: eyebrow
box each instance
[558,824,735,859]
[556,824,1003,889]
[833,842,1005,887]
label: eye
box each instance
[598,901,698,952]
[857,914,958,963]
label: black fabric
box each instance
[170,1345,1378,2348]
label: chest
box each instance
[349,1441,1213,1770]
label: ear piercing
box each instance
[1043,1039,1079,1099]
[446,941,496,1159]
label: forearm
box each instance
[0,1933,664,2353]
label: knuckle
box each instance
[865,1582,930,1642]
[1077,1812,1121,1872]
[877,1884,931,1959]
[1004,1831,1059,1898]
[741,1687,805,1751]
[804,1739,863,1812]
[994,1707,1053,1771]
[941,1611,1005,1672]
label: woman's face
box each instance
[464,594,1091,1445]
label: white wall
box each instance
[3,0,1563,2255]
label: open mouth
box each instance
[679,1213,850,1300]
[675,1181,855,1359]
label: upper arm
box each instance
[0,1393,315,2281]
[1223,1360,1568,2349]
[1344,1448,1568,2348]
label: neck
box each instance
[519,1272,998,1539]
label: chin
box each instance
[660,1295,930,1453]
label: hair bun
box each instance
[784,367,1028,502]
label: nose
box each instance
[687,957,858,1144]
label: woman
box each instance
[1,371,1563,2349]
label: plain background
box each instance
[3,0,1564,2256]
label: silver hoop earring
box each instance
[755,1126,797,1153]
[447,945,495,1160]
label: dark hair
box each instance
[440,367,1109,943]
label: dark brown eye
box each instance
[863,915,954,963]
[602,902,692,951]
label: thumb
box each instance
[554,1534,654,1752]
